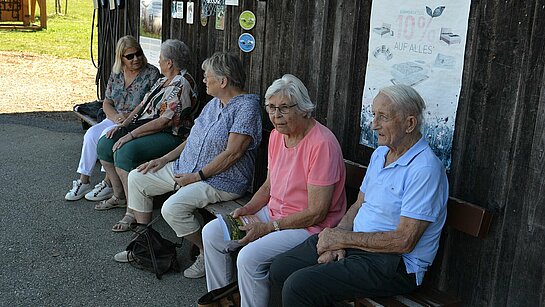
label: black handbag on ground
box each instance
[126,218,182,279]
[197,281,240,307]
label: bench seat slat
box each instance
[73,110,98,126]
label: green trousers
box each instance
[97,132,182,172]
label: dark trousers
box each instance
[268,234,417,307]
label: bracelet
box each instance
[198,170,207,181]
[128,131,134,139]
[272,220,280,232]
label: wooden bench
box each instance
[73,110,98,129]
[202,159,493,307]
[73,101,101,130]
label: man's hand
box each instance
[173,173,200,187]
[137,157,167,174]
[238,222,271,245]
[317,227,347,255]
[317,249,345,264]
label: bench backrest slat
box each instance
[445,197,492,239]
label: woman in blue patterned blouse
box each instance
[112,52,262,281]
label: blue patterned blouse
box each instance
[173,94,262,195]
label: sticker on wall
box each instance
[175,1,184,19]
[238,33,255,52]
[239,10,256,30]
[171,1,178,18]
[187,2,194,24]
[172,1,184,19]
[215,5,225,30]
[201,14,208,27]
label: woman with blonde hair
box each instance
[65,35,159,201]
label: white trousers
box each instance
[202,207,310,307]
[77,118,116,176]
[127,161,240,237]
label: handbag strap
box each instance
[139,216,184,248]
[143,229,162,279]
[131,81,165,123]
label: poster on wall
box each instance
[359,0,471,169]
[140,0,162,68]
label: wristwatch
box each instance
[272,220,280,232]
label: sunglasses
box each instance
[123,50,144,60]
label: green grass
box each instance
[0,0,98,60]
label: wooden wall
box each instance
[98,0,545,305]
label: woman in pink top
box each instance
[202,74,347,307]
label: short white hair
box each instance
[264,74,315,118]
[379,84,426,131]
[161,39,191,71]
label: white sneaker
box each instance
[184,254,205,279]
[65,180,93,201]
[85,180,114,201]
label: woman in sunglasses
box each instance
[65,35,160,202]
[96,39,198,233]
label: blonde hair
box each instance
[111,35,147,74]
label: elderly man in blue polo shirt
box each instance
[268,84,448,307]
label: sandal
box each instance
[94,195,127,211]
[112,213,136,233]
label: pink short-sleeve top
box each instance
[267,121,347,234]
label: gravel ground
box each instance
[0,52,208,306]
[0,51,97,113]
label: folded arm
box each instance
[317,216,430,255]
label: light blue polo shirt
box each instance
[353,137,448,285]
[172,94,262,195]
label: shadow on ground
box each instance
[0,112,207,306]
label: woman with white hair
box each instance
[112,52,263,280]
[201,74,347,307]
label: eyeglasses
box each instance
[264,104,298,114]
[123,50,144,60]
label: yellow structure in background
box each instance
[0,0,47,29]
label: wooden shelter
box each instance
[96,1,545,305]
